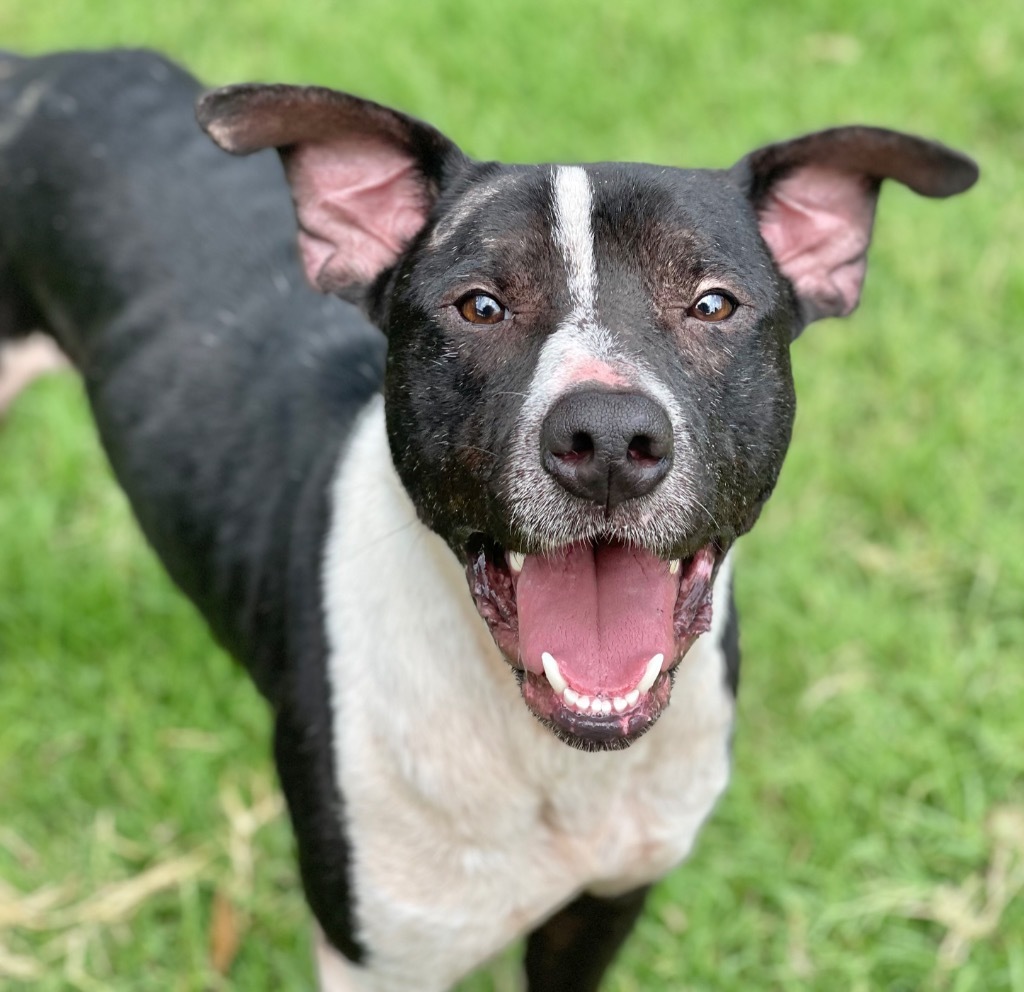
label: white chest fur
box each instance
[320,398,736,992]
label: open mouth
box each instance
[466,537,720,750]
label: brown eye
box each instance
[688,291,736,322]
[457,292,509,325]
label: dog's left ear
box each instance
[197,84,467,300]
[731,126,978,328]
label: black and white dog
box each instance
[0,49,977,991]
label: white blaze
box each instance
[551,165,597,320]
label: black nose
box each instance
[540,389,674,509]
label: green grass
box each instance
[1,0,1022,988]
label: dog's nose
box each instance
[540,390,673,509]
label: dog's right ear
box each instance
[197,84,467,300]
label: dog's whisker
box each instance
[460,444,498,459]
[343,518,420,560]
[687,494,722,533]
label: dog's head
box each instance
[198,86,976,750]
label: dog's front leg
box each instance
[523,886,650,992]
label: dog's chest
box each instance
[320,400,735,989]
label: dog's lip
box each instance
[464,534,719,746]
[519,667,673,750]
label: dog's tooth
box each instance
[541,652,568,695]
[625,689,640,707]
[636,653,664,695]
[590,698,603,715]
[508,551,525,574]
[600,699,612,715]
[563,687,579,706]
[613,696,628,713]
[669,559,681,575]
[576,695,591,712]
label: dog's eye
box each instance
[456,292,509,325]
[688,291,736,322]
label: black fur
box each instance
[0,47,376,960]
[524,886,651,992]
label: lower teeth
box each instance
[540,651,663,716]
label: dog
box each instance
[0,48,977,991]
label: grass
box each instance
[1,0,1022,988]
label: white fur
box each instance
[551,165,597,318]
[320,398,736,991]
[315,926,366,991]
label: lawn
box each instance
[1,0,1022,989]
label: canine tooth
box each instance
[590,698,603,714]
[508,551,525,573]
[636,653,664,694]
[541,652,568,695]
[600,699,612,715]
[625,689,640,707]
[563,687,579,705]
[613,697,628,713]
[576,695,591,711]
[669,558,681,575]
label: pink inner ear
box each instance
[285,135,430,292]
[758,164,878,320]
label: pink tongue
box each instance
[516,543,677,695]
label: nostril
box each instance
[567,431,594,460]
[549,430,594,465]
[571,431,593,453]
[626,434,664,468]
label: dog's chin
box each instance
[465,535,720,750]
[517,667,674,751]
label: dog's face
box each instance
[199,87,976,749]
[381,162,796,748]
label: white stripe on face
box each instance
[502,167,702,552]
[551,165,597,319]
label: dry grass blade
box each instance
[0,939,42,979]
[826,804,1024,972]
[219,776,285,901]
[928,805,1024,969]
[58,850,211,928]
[209,775,285,975]
[0,827,41,870]
[0,879,77,929]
